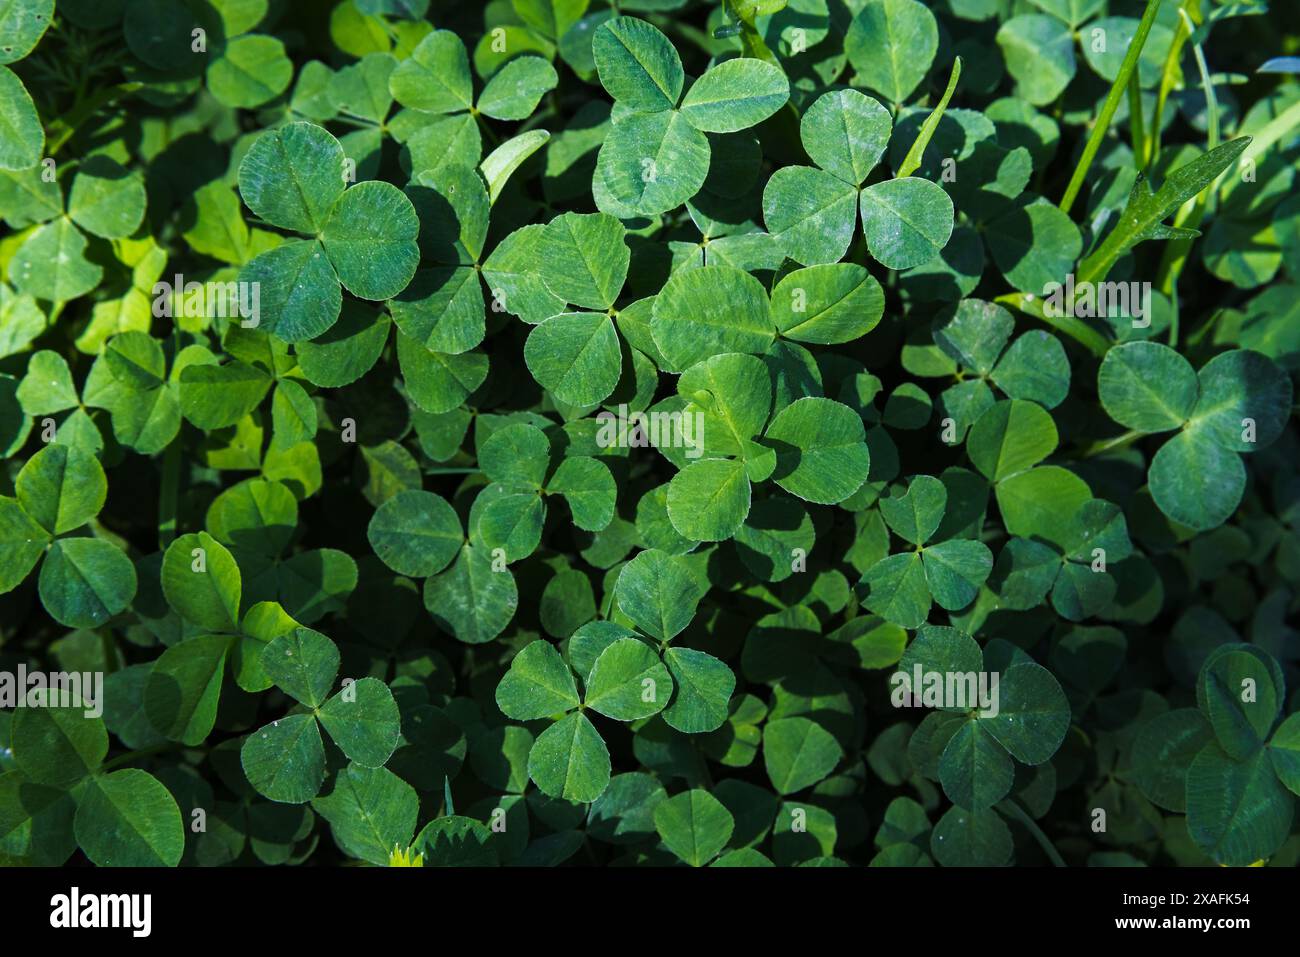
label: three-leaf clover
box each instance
[762,87,954,270]
[237,121,420,342]
[0,444,136,627]
[523,211,631,407]
[920,298,1071,440]
[637,332,872,543]
[612,547,736,735]
[16,349,109,455]
[4,156,146,303]
[146,532,306,745]
[592,16,790,216]
[203,477,359,626]
[391,134,578,403]
[364,482,518,646]
[241,626,401,804]
[1142,644,1299,866]
[859,474,994,628]
[6,700,184,865]
[990,494,1134,622]
[898,626,1070,813]
[477,420,617,558]
[494,635,671,803]
[82,331,186,455]
[1097,343,1293,530]
[389,29,558,123]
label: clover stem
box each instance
[158,439,181,550]
[1127,72,1146,166]
[46,82,143,156]
[1165,284,1181,348]
[1075,429,1143,459]
[474,112,501,149]
[696,749,715,790]
[1059,0,1163,214]
[516,110,549,136]
[101,744,178,772]
[1154,10,1220,339]
[722,0,780,67]
[1147,0,1200,169]
[331,113,379,130]
[1184,306,1228,349]
[993,293,1110,359]
[998,799,1066,867]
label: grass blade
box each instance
[1060,0,1164,213]
[897,57,962,179]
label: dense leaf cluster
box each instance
[1,0,1299,868]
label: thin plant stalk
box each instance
[1156,9,1221,345]
[158,439,181,550]
[47,82,143,155]
[1060,0,1164,213]
[1236,95,1300,169]
[999,799,1066,867]
[1147,0,1200,169]
[994,293,1111,359]
[1128,71,1147,167]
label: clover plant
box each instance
[0,0,1298,871]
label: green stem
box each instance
[158,439,181,550]
[330,113,380,130]
[1148,0,1200,169]
[994,292,1111,359]
[999,799,1066,867]
[1157,99,1300,305]
[1236,96,1300,171]
[1186,21,1220,155]
[46,82,143,156]
[723,0,780,67]
[1127,71,1146,166]
[1154,199,1209,298]
[1059,0,1163,213]
[101,743,176,772]
[1185,306,1227,349]
[472,110,501,149]
[1075,429,1143,459]
[1155,9,1220,341]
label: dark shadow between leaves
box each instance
[758,435,801,482]
[404,183,467,264]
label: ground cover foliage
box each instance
[1,0,1299,868]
